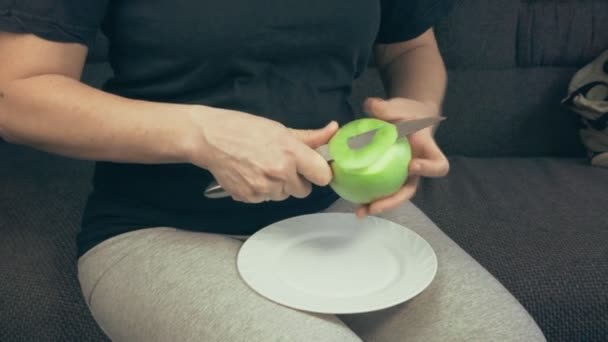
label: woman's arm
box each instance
[374,29,447,114]
[356,29,449,216]
[0,32,335,203]
[0,32,200,164]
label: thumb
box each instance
[290,121,339,148]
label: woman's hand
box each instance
[356,97,449,217]
[190,107,338,203]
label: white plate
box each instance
[237,213,437,314]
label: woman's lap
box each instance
[329,201,546,341]
[78,200,545,342]
[78,227,360,342]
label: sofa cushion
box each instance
[434,0,521,69]
[0,144,106,341]
[517,0,608,68]
[412,157,608,342]
[425,0,607,158]
[434,0,608,70]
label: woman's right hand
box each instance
[189,107,339,203]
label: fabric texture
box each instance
[563,50,608,167]
[517,1,608,68]
[77,201,545,342]
[412,157,608,342]
[0,144,105,341]
[0,0,108,47]
[433,0,520,69]
[376,0,454,44]
[432,0,608,70]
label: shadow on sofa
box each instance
[1,1,607,341]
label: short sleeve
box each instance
[0,0,108,48]
[376,0,454,44]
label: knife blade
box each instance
[204,116,445,198]
[315,116,445,162]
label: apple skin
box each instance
[329,135,412,204]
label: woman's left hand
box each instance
[356,97,450,217]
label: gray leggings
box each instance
[77,200,546,342]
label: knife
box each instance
[203,116,445,199]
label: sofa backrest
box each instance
[353,0,607,157]
[435,0,606,157]
[437,0,608,70]
[84,0,608,157]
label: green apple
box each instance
[328,118,411,204]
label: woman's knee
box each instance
[77,228,362,341]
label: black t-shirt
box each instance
[0,0,452,256]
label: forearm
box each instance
[0,74,202,164]
[378,44,447,112]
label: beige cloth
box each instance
[77,200,546,342]
[563,49,608,167]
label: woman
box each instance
[0,1,545,341]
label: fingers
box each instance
[289,121,339,149]
[363,97,438,122]
[291,138,334,187]
[357,176,420,217]
[363,97,393,120]
[356,206,369,218]
[355,177,420,217]
[267,179,290,202]
[284,172,313,199]
[213,119,339,204]
[233,178,284,203]
[408,134,449,178]
[293,145,333,186]
[230,171,311,203]
[356,154,445,217]
[248,175,311,202]
[409,158,449,178]
[369,176,420,215]
[363,97,411,122]
[259,157,313,200]
[288,121,337,186]
[244,175,311,202]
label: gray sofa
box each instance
[1,0,607,341]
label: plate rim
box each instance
[236,212,438,314]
